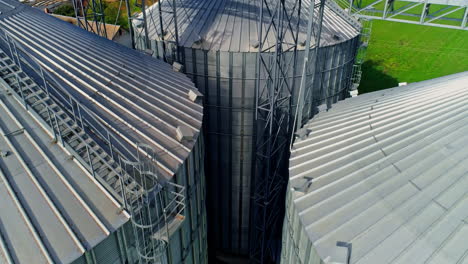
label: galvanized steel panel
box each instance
[0,1,208,264]
[146,0,360,52]
[0,75,129,263]
[0,1,203,180]
[139,0,361,258]
[282,72,468,264]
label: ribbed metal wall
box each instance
[281,72,468,264]
[0,1,208,262]
[133,0,360,258]
[70,135,207,264]
[143,38,359,257]
[168,134,208,264]
[280,183,322,264]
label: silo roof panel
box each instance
[288,72,468,264]
[145,0,361,52]
[0,0,203,179]
[0,82,129,264]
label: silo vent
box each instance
[173,62,184,72]
[292,176,313,196]
[251,41,260,49]
[194,37,204,45]
[333,34,340,40]
[294,128,312,140]
[188,89,203,102]
[144,49,154,56]
[135,21,144,28]
[318,103,328,112]
[176,126,194,142]
[158,29,168,38]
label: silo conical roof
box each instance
[286,72,468,264]
[145,0,361,52]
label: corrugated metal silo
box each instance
[283,72,468,264]
[0,1,207,263]
[135,0,361,259]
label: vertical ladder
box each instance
[0,30,187,264]
[350,18,372,96]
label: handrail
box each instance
[0,39,133,203]
[0,31,138,162]
[0,28,171,190]
[0,27,187,263]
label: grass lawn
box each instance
[359,20,468,94]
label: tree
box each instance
[53,4,76,17]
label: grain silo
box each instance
[132,0,361,259]
[282,72,468,264]
[0,1,207,263]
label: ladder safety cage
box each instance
[350,17,372,92]
[0,29,186,263]
[120,143,186,263]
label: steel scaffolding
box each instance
[72,0,108,37]
[335,0,468,30]
[250,0,325,262]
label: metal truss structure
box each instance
[125,0,181,62]
[72,0,108,37]
[250,0,325,262]
[126,0,150,49]
[336,0,468,30]
[153,0,182,62]
[293,0,327,133]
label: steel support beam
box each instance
[154,0,182,62]
[420,1,430,23]
[337,0,468,30]
[124,0,150,50]
[125,0,181,62]
[250,0,323,263]
[124,0,135,49]
[293,0,326,133]
[462,6,468,27]
[72,0,108,38]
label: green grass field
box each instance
[358,20,468,94]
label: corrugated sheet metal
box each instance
[0,78,129,264]
[284,72,468,264]
[143,0,360,52]
[136,0,361,257]
[0,2,208,264]
[0,0,203,179]
[94,233,121,264]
